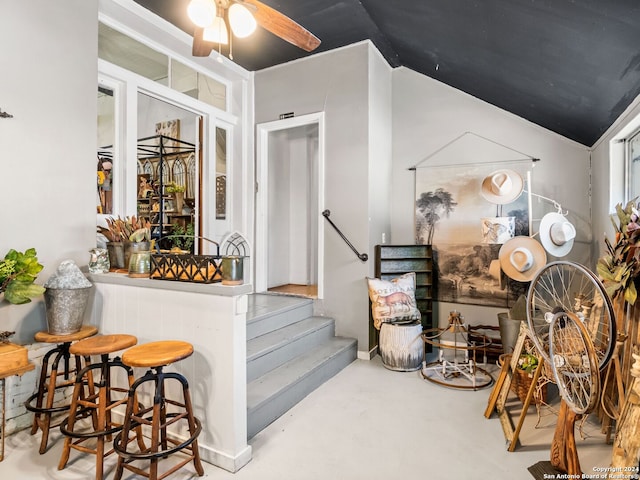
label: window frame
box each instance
[98,57,238,252]
[625,127,640,203]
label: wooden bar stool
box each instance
[58,334,138,480]
[113,340,204,480]
[25,325,98,454]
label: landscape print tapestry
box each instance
[415,161,531,307]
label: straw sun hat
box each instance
[480,169,524,205]
[499,236,547,282]
[539,212,576,257]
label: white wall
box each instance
[367,47,393,262]
[288,129,313,285]
[267,131,291,288]
[0,0,98,434]
[0,0,98,343]
[391,67,592,327]
[255,42,380,353]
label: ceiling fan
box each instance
[187,0,321,58]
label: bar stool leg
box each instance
[58,375,85,470]
[182,380,204,476]
[113,376,146,480]
[31,346,60,442]
[150,397,161,480]
[29,347,55,436]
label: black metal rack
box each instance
[136,135,196,248]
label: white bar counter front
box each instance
[89,273,252,473]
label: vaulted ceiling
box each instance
[133,0,640,147]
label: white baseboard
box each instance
[199,443,253,473]
[357,346,378,360]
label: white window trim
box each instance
[610,112,640,211]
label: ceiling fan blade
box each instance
[241,0,321,52]
[192,27,215,57]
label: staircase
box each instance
[246,293,357,439]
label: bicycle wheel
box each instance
[526,261,615,370]
[549,312,600,414]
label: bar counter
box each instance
[88,272,253,473]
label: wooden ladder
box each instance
[484,322,544,451]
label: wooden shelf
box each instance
[372,245,434,351]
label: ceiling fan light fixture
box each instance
[203,15,229,45]
[228,3,257,38]
[187,0,216,28]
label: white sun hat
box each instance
[480,169,524,205]
[499,236,547,282]
[539,212,576,257]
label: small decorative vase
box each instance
[124,241,151,271]
[128,250,151,278]
[106,242,126,270]
[89,248,110,274]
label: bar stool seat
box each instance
[122,340,194,368]
[58,334,138,480]
[114,340,204,480]
[25,325,98,454]
[69,334,137,357]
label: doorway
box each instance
[255,113,325,298]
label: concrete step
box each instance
[247,316,335,383]
[247,294,314,341]
[247,336,357,439]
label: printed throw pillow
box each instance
[367,272,421,330]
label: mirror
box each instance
[97,85,115,215]
[216,127,227,220]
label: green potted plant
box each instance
[0,248,45,305]
[0,248,45,353]
[168,223,194,253]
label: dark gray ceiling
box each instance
[133,0,640,146]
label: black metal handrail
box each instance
[322,210,368,262]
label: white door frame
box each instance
[255,112,325,298]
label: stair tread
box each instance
[247,316,334,360]
[247,336,356,411]
[247,295,313,323]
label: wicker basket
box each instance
[511,367,547,404]
[499,354,547,405]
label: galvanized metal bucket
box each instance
[379,321,424,372]
[44,287,92,335]
[106,242,126,269]
[498,312,522,354]
[221,256,244,285]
